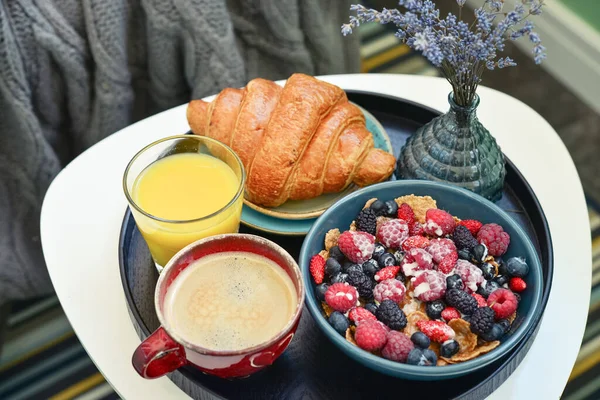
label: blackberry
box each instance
[477,280,501,298]
[497,319,511,334]
[411,332,431,349]
[426,300,445,320]
[328,311,350,336]
[315,283,329,302]
[446,274,465,291]
[342,260,361,273]
[445,289,478,315]
[356,208,378,235]
[331,272,348,284]
[440,339,460,358]
[383,200,399,217]
[362,259,380,277]
[472,244,488,263]
[480,324,505,342]
[364,302,378,315]
[375,299,407,330]
[480,262,495,280]
[345,264,363,275]
[378,252,396,268]
[458,248,473,260]
[453,225,479,250]
[329,246,345,263]
[470,307,495,335]
[494,274,509,286]
[369,200,387,216]
[373,243,386,260]
[347,270,373,299]
[325,258,342,277]
[393,250,406,265]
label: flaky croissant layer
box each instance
[187,73,395,207]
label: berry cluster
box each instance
[310,196,530,366]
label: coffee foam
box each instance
[164,252,297,351]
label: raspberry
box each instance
[409,247,434,269]
[416,320,455,343]
[356,208,377,235]
[373,279,406,303]
[375,299,407,330]
[354,320,388,351]
[374,265,400,282]
[452,225,479,250]
[382,331,414,362]
[441,307,461,322]
[324,283,358,312]
[377,219,409,249]
[397,203,415,225]
[410,222,425,236]
[337,231,375,264]
[438,252,458,274]
[472,293,487,307]
[459,219,483,236]
[426,238,457,263]
[470,307,495,335]
[309,254,325,284]
[402,236,430,252]
[445,289,478,315]
[477,223,510,257]
[349,307,377,325]
[347,270,374,300]
[411,270,447,302]
[455,260,484,293]
[509,277,527,292]
[423,209,456,237]
[487,289,518,320]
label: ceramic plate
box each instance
[241,206,315,236]
[242,103,393,223]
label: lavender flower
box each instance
[342,0,546,106]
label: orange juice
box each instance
[131,153,243,266]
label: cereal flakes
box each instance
[394,195,437,223]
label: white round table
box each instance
[40,74,591,399]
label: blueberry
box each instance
[328,246,345,262]
[315,283,329,302]
[370,200,387,216]
[505,257,529,277]
[446,274,465,291]
[407,348,425,365]
[494,274,509,286]
[331,273,348,284]
[325,258,342,277]
[362,259,380,277]
[372,243,386,260]
[477,280,501,298]
[472,244,488,263]
[378,252,396,268]
[480,324,505,342]
[497,319,511,334]
[426,300,445,320]
[513,292,521,303]
[422,349,438,366]
[480,263,495,280]
[497,257,508,275]
[396,271,407,284]
[393,250,406,265]
[345,264,363,275]
[364,302,378,315]
[384,200,399,217]
[458,248,472,260]
[328,311,349,336]
[440,339,460,358]
[411,332,431,349]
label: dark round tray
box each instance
[119,91,553,400]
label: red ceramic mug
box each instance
[132,234,305,379]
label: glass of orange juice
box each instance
[123,135,245,269]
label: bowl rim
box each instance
[300,179,543,377]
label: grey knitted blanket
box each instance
[0,0,359,305]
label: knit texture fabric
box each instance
[0,0,359,305]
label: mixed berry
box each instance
[309,195,531,366]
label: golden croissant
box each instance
[186,73,396,208]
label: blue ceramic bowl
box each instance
[299,180,543,380]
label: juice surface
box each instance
[131,153,243,266]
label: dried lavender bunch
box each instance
[342,0,546,106]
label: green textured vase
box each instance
[396,93,506,202]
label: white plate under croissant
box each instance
[186,74,396,220]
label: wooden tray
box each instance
[119,90,553,399]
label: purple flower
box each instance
[497,57,517,68]
[456,0,466,6]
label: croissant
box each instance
[187,74,396,208]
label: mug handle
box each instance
[132,327,187,379]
